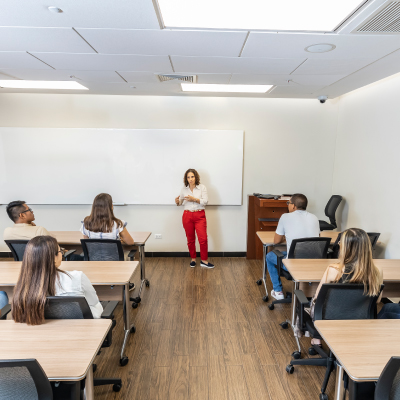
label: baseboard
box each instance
[145,252,246,258]
[0,252,12,259]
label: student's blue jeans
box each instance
[0,291,8,309]
[266,250,288,292]
[378,303,400,319]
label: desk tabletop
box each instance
[283,259,400,282]
[256,231,339,246]
[315,319,400,381]
[51,231,152,245]
[0,319,111,381]
[0,261,139,285]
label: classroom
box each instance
[1,1,400,399]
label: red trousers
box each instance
[182,210,208,260]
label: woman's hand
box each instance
[184,195,198,203]
[175,195,180,205]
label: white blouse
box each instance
[80,220,127,240]
[55,270,103,319]
[179,184,208,211]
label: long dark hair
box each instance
[12,236,68,325]
[84,193,123,233]
[183,169,200,187]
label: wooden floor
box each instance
[94,257,338,400]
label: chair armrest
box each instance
[0,304,11,320]
[294,290,310,329]
[63,249,76,261]
[128,249,137,261]
[101,301,119,319]
[272,249,285,258]
[272,249,285,275]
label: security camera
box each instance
[318,95,328,104]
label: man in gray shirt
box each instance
[267,193,320,300]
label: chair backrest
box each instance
[4,240,29,261]
[367,232,381,249]
[44,296,93,320]
[314,283,383,321]
[0,359,53,400]
[80,239,124,261]
[375,356,400,400]
[324,195,343,226]
[288,237,331,259]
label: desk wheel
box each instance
[130,326,136,333]
[286,365,294,374]
[262,296,268,302]
[292,351,301,359]
[280,321,289,330]
[120,357,129,367]
[145,280,150,287]
[319,394,328,400]
[132,302,138,309]
[133,296,141,303]
[268,303,274,310]
[256,279,262,285]
[113,384,122,392]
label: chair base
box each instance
[272,293,292,306]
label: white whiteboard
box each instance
[0,128,244,205]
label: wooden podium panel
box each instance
[246,195,288,260]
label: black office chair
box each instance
[80,239,139,308]
[375,356,400,400]
[267,237,331,311]
[329,232,381,259]
[319,195,343,231]
[44,296,122,394]
[0,359,53,400]
[5,240,76,262]
[0,304,11,320]
[286,283,383,400]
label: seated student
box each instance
[4,200,50,240]
[267,193,320,300]
[297,228,383,344]
[12,235,103,324]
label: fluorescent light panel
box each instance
[181,83,273,93]
[0,80,88,90]
[158,0,364,31]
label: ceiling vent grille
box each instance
[156,74,197,83]
[357,1,400,32]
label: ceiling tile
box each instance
[76,29,248,57]
[0,27,94,53]
[269,85,324,97]
[29,53,173,72]
[242,32,400,60]
[0,0,160,29]
[230,74,345,86]
[292,58,376,75]
[170,56,306,74]
[0,52,53,69]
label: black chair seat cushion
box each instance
[319,220,335,231]
[281,269,293,281]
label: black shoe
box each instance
[200,261,215,269]
[190,261,196,268]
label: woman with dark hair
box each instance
[12,236,103,325]
[175,169,214,269]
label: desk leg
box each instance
[334,363,345,400]
[136,244,150,301]
[261,244,269,301]
[85,365,94,400]
[120,283,135,366]
[287,281,301,353]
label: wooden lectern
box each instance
[246,195,289,260]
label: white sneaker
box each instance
[271,290,284,300]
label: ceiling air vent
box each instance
[156,74,197,83]
[357,1,400,32]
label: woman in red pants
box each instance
[175,168,214,269]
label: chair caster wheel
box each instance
[133,296,141,303]
[263,296,268,302]
[268,303,274,310]
[120,357,129,366]
[280,321,289,329]
[319,393,328,400]
[292,351,301,359]
[256,279,262,285]
[113,384,122,392]
[130,326,136,333]
[132,302,138,309]
[145,281,150,287]
[308,347,318,356]
[286,365,294,374]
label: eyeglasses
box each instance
[57,249,64,255]
[286,201,293,205]
[21,208,33,214]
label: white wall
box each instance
[332,72,400,258]
[0,93,339,252]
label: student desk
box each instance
[0,319,112,400]
[315,319,400,400]
[282,259,400,355]
[0,260,138,366]
[255,231,339,301]
[51,231,152,302]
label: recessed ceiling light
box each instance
[181,84,273,93]
[48,6,63,13]
[158,0,364,31]
[0,80,88,90]
[305,44,336,53]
